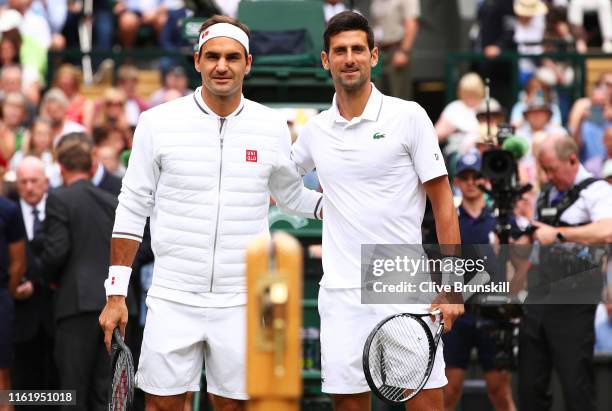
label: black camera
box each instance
[473,317,520,371]
[471,302,522,371]
[481,149,517,188]
[481,124,518,189]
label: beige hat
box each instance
[514,0,548,17]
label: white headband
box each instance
[198,23,250,54]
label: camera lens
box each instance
[490,155,510,174]
[482,149,516,182]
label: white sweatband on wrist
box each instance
[198,23,250,54]
[104,266,132,297]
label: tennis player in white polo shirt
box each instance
[99,15,322,411]
[292,12,463,411]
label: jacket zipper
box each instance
[210,117,227,292]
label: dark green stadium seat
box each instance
[238,0,326,66]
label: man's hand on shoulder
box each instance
[99,295,128,353]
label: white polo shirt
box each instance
[292,85,447,288]
[546,164,612,224]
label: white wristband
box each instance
[104,265,132,297]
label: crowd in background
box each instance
[0,0,610,410]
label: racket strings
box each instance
[367,316,433,402]
[111,351,133,411]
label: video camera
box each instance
[470,81,530,369]
[477,95,532,243]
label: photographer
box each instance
[443,152,523,411]
[519,133,612,411]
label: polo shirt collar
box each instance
[458,204,491,222]
[572,164,592,186]
[549,164,593,199]
[330,83,383,125]
[193,86,245,118]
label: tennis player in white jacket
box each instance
[99,15,322,411]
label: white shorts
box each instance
[136,296,248,399]
[318,288,447,394]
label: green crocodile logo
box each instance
[373,132,386,140]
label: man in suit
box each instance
[11,156,57,399]
[38,132,121,411]
[55,132,123,196]
[92,152,122,196]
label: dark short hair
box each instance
[56,132,93,172]
[198,15,251,57]
[324,11,375,54]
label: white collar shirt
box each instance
[292,84,447,288]
[549,164,612,225]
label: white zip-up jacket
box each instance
[112,89,322,293]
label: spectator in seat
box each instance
[2,91,27,150]
[568,71,612,134]
[115,64,147,127]
[511,76,562,128]
[572,86,612,175]
[93,87,130,132]
[148,65,192,107]
[39,88,85,145]
[32,0,67,50]
[115,0,188,51]
[6,0,52,84]
[53,64,95,133]
[517,98,567,183]
[96,144,125,178]
[435,72,484,167]
[0,30,40,106]
[10,117,61,187]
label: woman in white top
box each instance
[435,72,483,159]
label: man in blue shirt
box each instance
[442,152,518,411]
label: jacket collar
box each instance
[193,86,245,118]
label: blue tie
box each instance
[32,208,42,236]
[550,191,566,207]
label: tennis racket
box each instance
[363,309,443,404]
[108,328,135,411]
[363,270,492,404]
